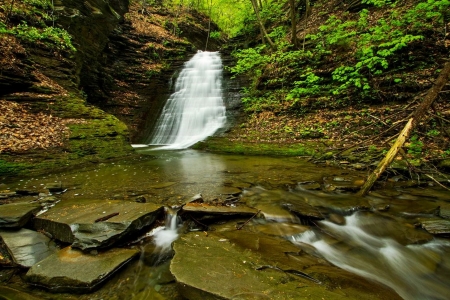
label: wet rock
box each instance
[0,286,42,300]
[171,231,402,300]
[33,199,163,250]
[253,223,310,237]
[419,219,450,237]
[185,193,204,204]
[25,246,139,292]
[216,186,241,195]
[295,181,321,191]
[150,182,177,189]
[0,202,42,228]
[328,213,346,225]
[440,205,450,219]
[44,182,64,193]
[15,190,40,196]
[0,228,57,268]
[135,196,147,203]
[323,176,365,191]
[282,201,324,221]
[255,203,298,222]
[182,202,258,216]
[0,191,17,198]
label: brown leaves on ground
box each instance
[0,100,68,153]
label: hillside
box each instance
[0,0,218,178]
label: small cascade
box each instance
[153,207,181,252]
[147,51,226,149]
[289,212,450,300]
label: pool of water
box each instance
[2,149,450,299]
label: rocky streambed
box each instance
[1,150,450,299]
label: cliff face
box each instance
[0,0,221,178]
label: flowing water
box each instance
[144,51,226,149]
[3,150,450,299]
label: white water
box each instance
[153,207,181,251]
[148,51,226,149]
[290,213,450,300]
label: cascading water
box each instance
[147,51,226,149]
[289,212,450,300]
[153,207,181,252]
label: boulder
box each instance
[33,199,163,250]
[25,246,139,292]
[0,202,42,228]
[0,228,57,268]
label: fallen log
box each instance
[358,60,450,196]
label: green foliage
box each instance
[407,135,424,157]
[7,21,76,52]
[230,0,449,112]
[209,30,221,39]
[1,0,76,52]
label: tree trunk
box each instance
[358,60,450,196]
[250,0,275,49]
[302,0,310,51]
[290,0,297,46]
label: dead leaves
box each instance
[0,100,68,153]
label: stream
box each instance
[2,149,450,299]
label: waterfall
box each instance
[147,51,226,149]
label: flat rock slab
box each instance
[0,228,57,268]
[171,231,402,300]
[25,246,138,293]
[420,219,450,236]
[34,199,163,250]
[282,201,324,220]
[182,203,258,216]
[0,202,42,228]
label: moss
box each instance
[193,137,319,157]
[1,94,134,181]
[0,159,30,177]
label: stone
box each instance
[25,246,139,292]
[282,201,324,221]
[44,182,64,193]
[253,223,310,237]
[0,202,42,228]
[328,213,346,225]
[33,199,163,250]
[216,186,241,195]
[0,228,57,268]
[171,231,402,300]
[323,176,365,191]
[420,219,450,236]
[150,182,177,189]
[181,202,258,216]
[295,181,321,191]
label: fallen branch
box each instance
[358,60,450,196]
[236,210,260,230]
[424,174,450,191]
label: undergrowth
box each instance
[229,0,449,113]
[0,0,75,52]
